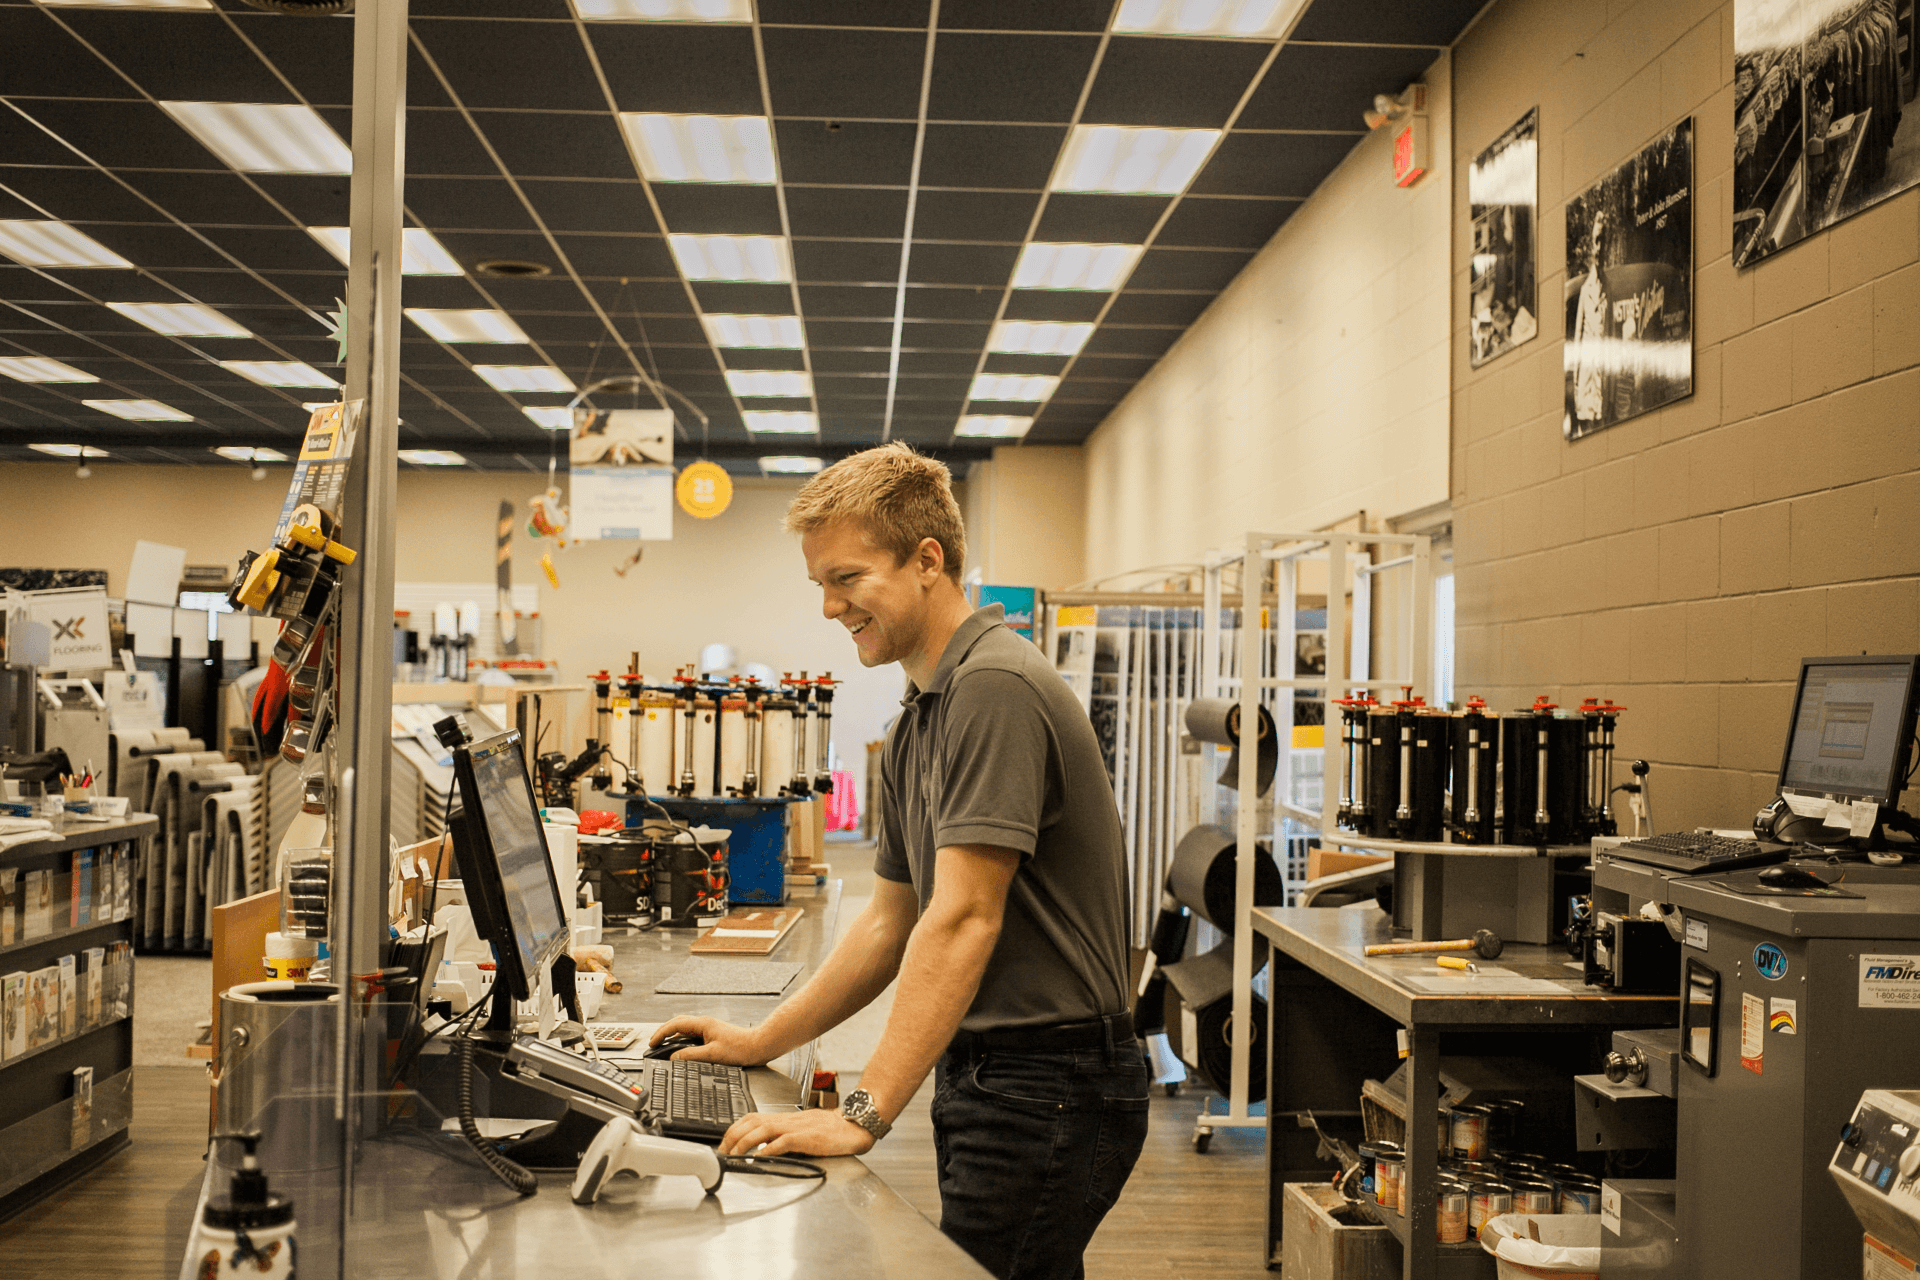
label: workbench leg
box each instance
[1404,1026,1440,1280]
[1264,975,1280,1269]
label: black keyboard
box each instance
[636,1058,756,1144]
[1608,831,1791,875]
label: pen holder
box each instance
[63,786,91,806]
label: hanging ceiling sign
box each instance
[569,408,676,540]
[676,460,733,520]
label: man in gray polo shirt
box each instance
[651,442,1148,1280]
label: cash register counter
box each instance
[188,880,991,1279]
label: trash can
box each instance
[1478,1213,1602,1280]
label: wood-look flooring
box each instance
[0,1066,1280,1279]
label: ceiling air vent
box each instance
[475,260,552,279]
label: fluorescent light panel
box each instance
[624,114,776,184]
[159,101,352,176]
[212,446,289,462]
[1052,125,1220,194]
[669,234,791,283]
[38,0,212,8]
[988,321,1093,356]
[572,0,750,19]
[0,221,133,270]
[726,369,811,398]
[398,450,468,466]
[83,398,191,421]
[969,374,1059,402]
[703,314,804,349]
[219,360,337,389]
[759,455,824,474]
[405,308,529,344]
[29,443,109,458]
[742,411,818,435]
[106,301,250,338]
[956,415,1035,439]
[473,365,575,393]
[0,357,97,384]
[1112,0,1305,39]
[524,407,575,431]
[1012,242,1143,291]
[308,227,464,277]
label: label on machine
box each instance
[1865,1235,1920,1280]
[1860,955,1920,1009]
[1740,992,1765,1075]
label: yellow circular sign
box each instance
[675,460,733,519]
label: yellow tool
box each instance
[1436,956,1478,973]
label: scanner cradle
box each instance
[572,1116,724,1203]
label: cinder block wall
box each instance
[1451,0,1920,830]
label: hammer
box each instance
[1364,929,1504,960]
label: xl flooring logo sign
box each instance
[1859,954,1920,1008]
[21,587,110,670]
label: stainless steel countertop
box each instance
[1593,852,1920,937]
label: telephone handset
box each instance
[504,1033,650,1119]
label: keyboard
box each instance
[1607,831,1791,875]
[633,1058,756,1144]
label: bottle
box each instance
[276,775,330,876]
[179,1131,295,1280]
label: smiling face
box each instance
[802,518,947,671]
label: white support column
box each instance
[1227,531,1262,1128]
[1323,534,1349,848]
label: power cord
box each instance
[719,1154,827,1181]
[458,1037,538,1196]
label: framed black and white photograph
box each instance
[1734,0,1920,270]
[1469,107,1539,368]
[1563,118,1694,441]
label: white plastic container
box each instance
[1479,1213,1601,1280]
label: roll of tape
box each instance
[1183,698,1277,796]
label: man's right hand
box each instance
[647,1015,771,1065]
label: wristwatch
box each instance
[840,1088,892,1141]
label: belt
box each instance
[949,1012,1133,1056]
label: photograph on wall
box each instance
[1469,107,1539,367]
[1734,0,1920,269]
[1563,118,1694,441]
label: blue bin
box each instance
[626,796,795,905]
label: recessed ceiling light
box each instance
[988,321,1094,356]
[106,301,250,338]
[1112,0,1307,39]
[759,455,824,474]
[703,314,805,349]
[623,114,777,184]
[308,227,464,277]
[956,415,1035,439]
[398,449,468,467]
[212,446,290,463]
[969,374,1059,402]
[37,0,212,8]
[725,369,811,398]
[83,398,192,421]
[669,234,792,283]
[742,411,818,435]
[523,407,575,430]
[218,360,339,389]
[158,101,352,176]
[0,221,134,270]
[572,0,750,19]
[29,443,110,458]
[0,357,98,384]
[473,365,575,393]
[1052,125,1220,194]
[405,308,529,344]
[1011,242,1143,291]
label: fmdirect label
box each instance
[1859,955,1920,1009]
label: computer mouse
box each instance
[645,1031,703,1060]
[1757,864,1829,890]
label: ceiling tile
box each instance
[720,348,807,372]
[1236,43,1439,132]
[248,177,353,226]
[913,189,1038,241]
[583,277,698,313]
[1126,247,1251,291]
[259,272,354,309]
[899,350,980,376]
[1291,0,1483,45]
[928,33,1099,123]
[228,14,442,109]
[407,177,541,231]
[2,167,166,226]
[786,187,910,239]
[622,316,706,346]
[1083,36,1273,129]
[589,24,764,116]
[0,7,133,100]
[979,352,1069,375]
[510,312,615,344]
[81,223,233,271]
[919,124,1065,189]
[1190,132,1358,197]
[126,171,294,228]
[1082,325,1178,356]
[416,19,607,112]
[777,121,919,186]
[553,233,677,278]
[466,111,634,180]
[806,320,893,348]
[1067,352,1159,379]
[939,0,1113,31]
[793,239,902,283]
[761,0,930,23]
[762,28,928,119]
[1033,192,1169,242]
[16,100,230,172]
[520,180,660,235]
[436,230,564,274]
[811,348,891,372]
[197,227,341,274]
[1157,196,1298,249]
[649,184,783,236]
[797,283,898,318]
[1001,290,1105,322]
[406,109,503,177]
[902,285,998,321]
[900,319,990,347]
[908,241,1018,286]
[57,10,295,104]
[690,280,795,313]
[1103,290,1213,325]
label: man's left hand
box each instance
[719,1108,875,1158]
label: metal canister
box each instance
[1558,1177,1602,1215]
[1468,1181,1513,1239]
[1358,1142,1389,1200]
[214,981,342,1172]
[1450,1104,1494,1161]
[1436,1181,1470,1243]
[1448,697,1499,843]
[1513,1179,1557,1214]
[1481,1098,1526,1149]
[1371,1143,1404,1209]
[1447,1159,1496,1180]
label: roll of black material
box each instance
[1183,698,1277,797]
[1167,824,1286,932]
[1194,990,1268,1105]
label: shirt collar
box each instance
[902,604,1005,704]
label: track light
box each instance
[76,446,92,480]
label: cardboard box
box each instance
[1306,848,1391,882]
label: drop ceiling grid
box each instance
[0,0,1465,468]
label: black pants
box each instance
[930,1029,1150,1280]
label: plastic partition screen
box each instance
[453,731,569,1000]
[1779,656,1920,805]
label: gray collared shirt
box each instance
[875,604,1131,1031]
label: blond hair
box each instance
[783,442,967,583]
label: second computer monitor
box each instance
[1778,655,1920,808]
[450,729,570,1002]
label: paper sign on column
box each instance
[125,541,186,607]
[124,602,173,658]
[171,609,209,659]
[216,612,250,652]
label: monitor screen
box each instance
[457,731,569,997]
[1779,660,1918,802]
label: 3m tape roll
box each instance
[1183,698,1277,797]
[1167,824,1286,931]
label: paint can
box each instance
[1558,1177,1603,1215]
[1468,1181,1513,1239]
[1371,1144,1404,1209]
[1451,1104,1494,1160]
[1512,1179,1557,1214]
[1436,1181,1470,1244]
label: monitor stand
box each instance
[462,952,605,1170]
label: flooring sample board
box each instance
[689,906,804,955]
[654,958,803,995]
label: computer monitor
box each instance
[1777,655,1920,808]
[449,729,570,1002]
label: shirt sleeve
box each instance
[934,667,1057,857]
[872,726,913,884]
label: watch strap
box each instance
[841,1088,892,1141]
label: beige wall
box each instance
[1450,0,1920,828]
[1081,52,1454,580]
[959,446,1088,591]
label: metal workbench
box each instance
[1251,905,1679,1280]
[186,879,991,1280]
